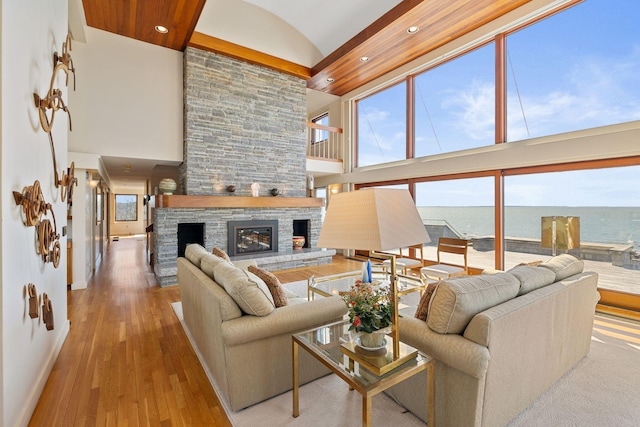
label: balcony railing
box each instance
[306,122,343,160]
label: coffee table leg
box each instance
[292,340,299,417]
[427,360,435,426]
[362,395,372,427]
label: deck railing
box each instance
[306,122,343,160]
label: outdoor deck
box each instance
[419,246,640,295]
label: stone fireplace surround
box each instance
[152,48,333,286]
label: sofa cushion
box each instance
[414,282,438,321]
[214,262,275,316]
[248,265,288,307]
[428,273,520,334]
[201,253,231,279]
[212,247,231,262]
[538,254,584,281]
[184,244,209,268]
[508,265,556,296]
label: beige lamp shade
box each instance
[317,188,430,251]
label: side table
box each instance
[292,320,435,427]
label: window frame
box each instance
[114,194,138,222]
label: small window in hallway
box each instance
[115,194,137,221]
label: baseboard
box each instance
[17,319,70,427]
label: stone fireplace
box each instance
[152,47,332,286]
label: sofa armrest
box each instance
[399,317,490,379]
[222,296,347,346]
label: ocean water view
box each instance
[418,206,640,250]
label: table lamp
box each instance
[317,188,430,360]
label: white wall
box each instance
[1,1,70,425]
[68,27,183,163]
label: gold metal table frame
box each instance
[292,320,435,427]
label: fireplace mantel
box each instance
[156,195,323,209]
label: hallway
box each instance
[30,237,231,426]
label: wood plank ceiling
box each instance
[81,0,207,51]
[81,0,532,96]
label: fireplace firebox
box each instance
[227,220,278,257]
[178,223,205,257]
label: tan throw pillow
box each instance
[212,247,231,262]
[200,253,231,280]
[428,273,520,335]
[414,282,438,321]
[508,265,556,296]
[539,254,584,281]
[214,262,275,316]
[248,265,288,307]
[184,244,209,267]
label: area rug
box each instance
[171,282,640,426]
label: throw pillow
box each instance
[213,262,275,316]
[212,247,231,262]
[508,265,556,296]
[184,244,208,268]
[428,273,520,335]
[200,253,231,280]
[538,253,584,281]
[414,282,438,321]
[517,260,543,267]
[248,265,288,307]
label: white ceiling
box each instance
[100,0,403,191]
[241,0,403,57]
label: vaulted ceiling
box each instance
[81,0,533,96]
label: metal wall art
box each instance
[13,180,61,268]
[33,32,77,202]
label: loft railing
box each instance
[306,122,343,160]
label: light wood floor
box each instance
[29,237,361,426]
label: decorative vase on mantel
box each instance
[159,178,177,195]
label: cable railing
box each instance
[306,122,343,160]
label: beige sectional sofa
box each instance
[386,254,600,427]
[178,244,347,411]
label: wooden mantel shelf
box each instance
[156,195,323,209]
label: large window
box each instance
[356,81,407,167]
[506,0,640,141]
[355,0,640,167]
[415,177,494,268]
[504,165,640,295]
[414,42,495,157]
[115,194,138,221]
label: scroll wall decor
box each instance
[13,180,61,268]
[33,32,77,202]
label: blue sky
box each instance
[357,0,640,207]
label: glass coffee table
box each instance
[307,269,426,301]
[292,319,435,427]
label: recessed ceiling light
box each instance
[360,56,370,62]
[326,77,335,83]
[407,26,420,34]
[155,25,169,34]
